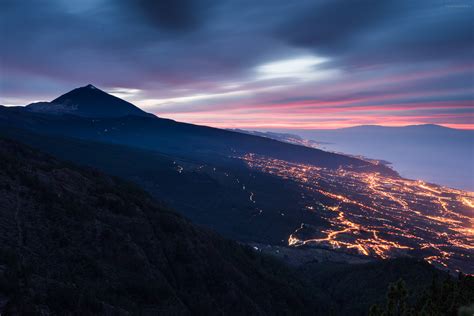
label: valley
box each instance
[238,153,474,273]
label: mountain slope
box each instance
[0,108,397,176]
[0,85,397,176]
[0,138,324,315]
[0,126,316,245]
[26,84,153,118]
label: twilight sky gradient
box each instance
[1,0,473,129]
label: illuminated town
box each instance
[239,153,474,274]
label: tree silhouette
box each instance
[386,279,410,316]
[370,274,474,316]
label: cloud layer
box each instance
[1,0,473,128]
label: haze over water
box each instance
[275,125,474,191]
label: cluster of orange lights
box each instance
[240,153,474,274]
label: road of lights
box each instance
[239,153,474,274]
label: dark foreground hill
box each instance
[0,138,472,315]
[0,138,323,315]
[299,258,474,315]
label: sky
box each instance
[1,0,473,129]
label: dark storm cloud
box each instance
[276,0,474,66]
[0,0,294,97]
[129,0,216,32]
[1,0,469,90]
[0,0,218,94]
[276,0,398,51]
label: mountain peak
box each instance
[26,85,154,118]
[84,83,98,90]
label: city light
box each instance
[239,153,474,273]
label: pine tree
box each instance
[386,279,409,316]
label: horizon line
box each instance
[2,84,473,131]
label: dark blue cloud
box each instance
[276,0,399,51]
[276,0,473,67]
[0,0,472,122]
[130,0,217,32]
